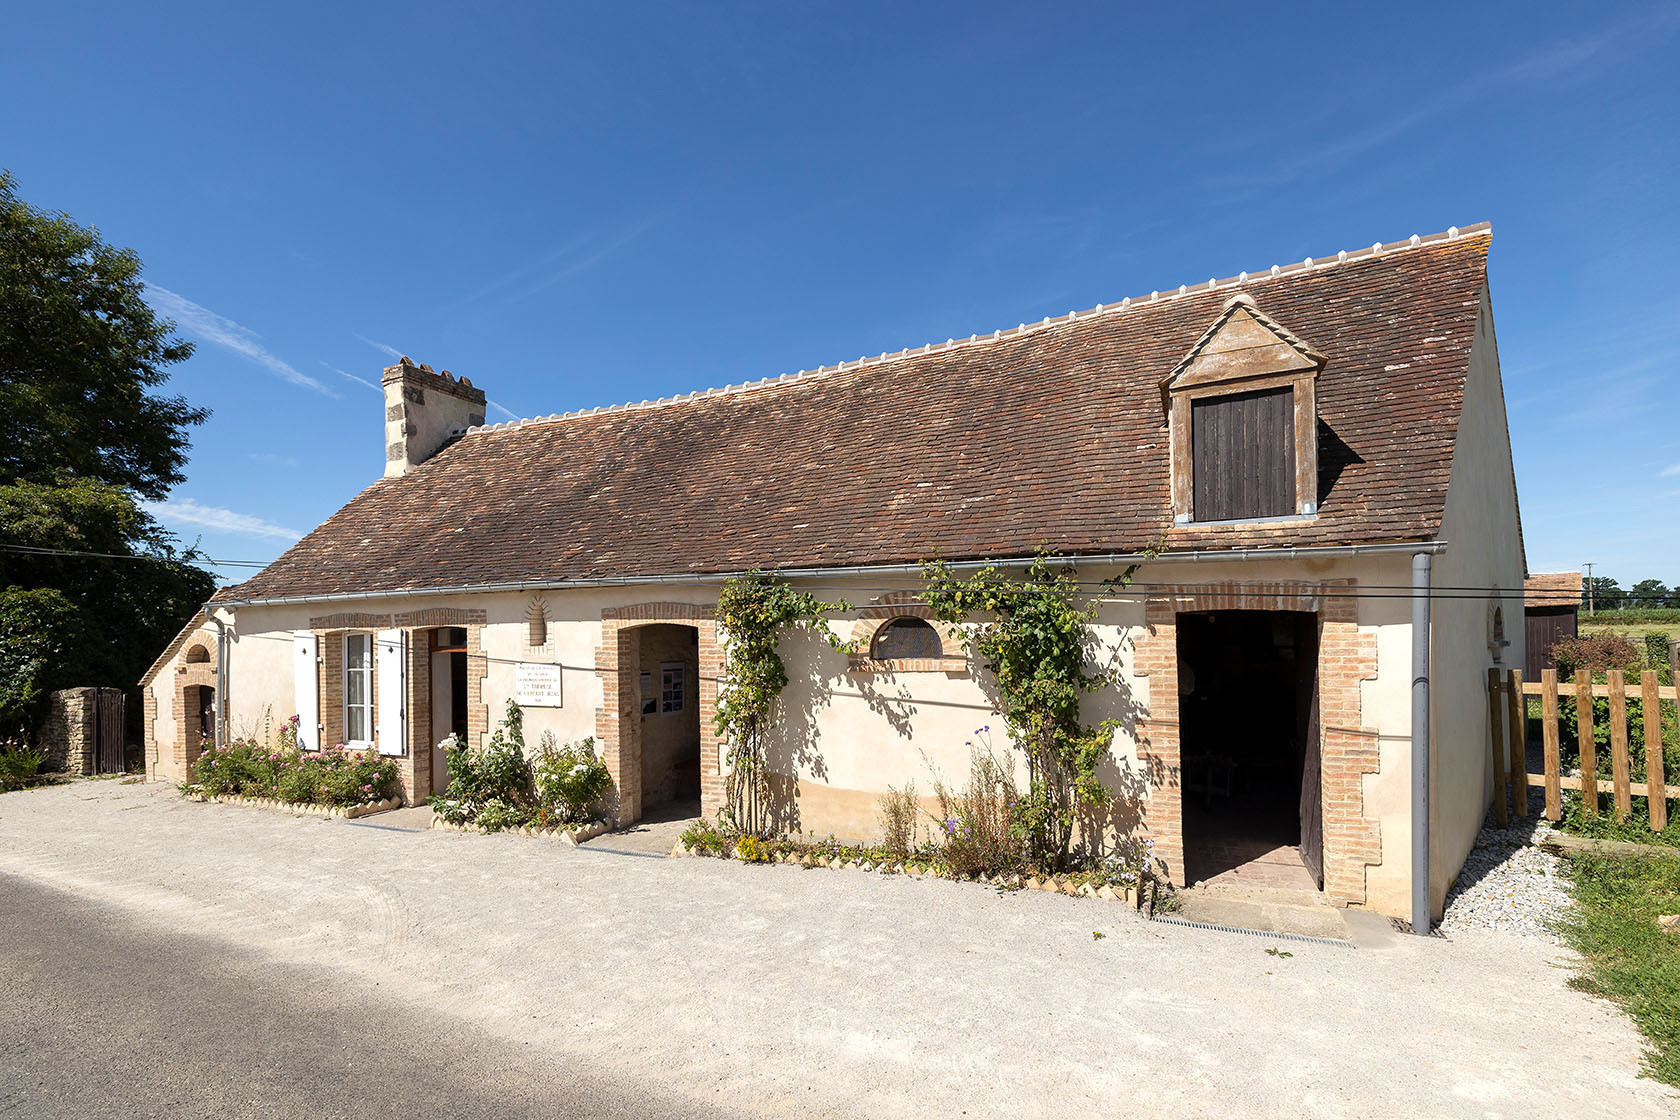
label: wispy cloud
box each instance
[1213,7,1680,189]
[442,215,661,312]
[486,399,518,419]
[354,333,403,360]
[247,452,300,469]
[1661,464,1680,478]
[320,360,382,393]
[147,286,337,397]
[140,498,304,542]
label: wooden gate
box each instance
[1486,667,1677,832]
[92,689,126,775]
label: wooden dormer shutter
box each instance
[1191,385,1296,520]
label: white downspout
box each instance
[1411,552,1433,935]
[205,605,228,748]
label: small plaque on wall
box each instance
[515,662,563,707]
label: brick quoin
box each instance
[596,603,721,826]
[1134,579,1380,906]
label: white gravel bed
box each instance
[1440,788,1573,942]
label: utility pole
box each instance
[1584,562,1594,617]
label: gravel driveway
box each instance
[2,781,1673,1119]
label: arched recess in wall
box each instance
[847,600,966,673]
[527,597,549,649]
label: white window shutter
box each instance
[375,629,407,756]
[292,632,319,751]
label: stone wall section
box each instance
[38,687,121,775]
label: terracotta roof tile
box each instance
[218,231,1492,602]
[1525,571,1583,606]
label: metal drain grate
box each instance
[1149,912,1355,948]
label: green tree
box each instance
[0,170,214,738]
[1584,576,1624,613]
[1629,579,1671,609]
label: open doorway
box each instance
[429,628,468,796]
[1177,610,1322,891]
[634,624,701,814]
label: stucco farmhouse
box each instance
[142,225,1522,925]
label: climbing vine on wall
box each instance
[714,572,851,838]
[922,549,1156,869]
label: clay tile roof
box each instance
[1524,571,1583,608]
[216,228,1493,604]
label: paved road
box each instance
[0,874,714,1119]
[1,780,1675,1119]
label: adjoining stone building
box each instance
[142,226,1523,924]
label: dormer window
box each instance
[1191,385,1295,520]
[1163,294,1325,525]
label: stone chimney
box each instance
[382,357,487,478]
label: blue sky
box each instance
[4,2,1678,588]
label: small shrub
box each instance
[734,833,770,862]
[1554,632,1644,677]
[680,817,728,856]
[878,782,919,861]
[930,743,1026,879]
[532,733,611,824]
[189,736,395,807]
[0,740,47,791]
[474,797,529,832]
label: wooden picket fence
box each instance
[1486,667,1678,831]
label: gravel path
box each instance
[1439,785,1572,942]
[2,780,1673,1119]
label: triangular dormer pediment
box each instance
[1161,294,1326,400]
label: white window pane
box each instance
[347,634,369,670]
[347,669,367,709]
[348,705,369,742]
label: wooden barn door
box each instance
[93,690,126,775]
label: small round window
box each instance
[870,617,942,660]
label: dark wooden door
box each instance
[1191,386,1295,521]
[1297,622,1324,888]
[93,690,126,775]
[1525,607,1578,674]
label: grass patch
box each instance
[1560,795,1680,850]
[1558,852,1680,1087]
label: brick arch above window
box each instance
[847,600,966,674]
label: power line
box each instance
[0,543,268,569]
[9,541,1676,604]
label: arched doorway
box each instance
[597,604,721,826]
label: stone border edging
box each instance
[428,817,611,846]
[669,842,1148,908]
[192,793,403,820]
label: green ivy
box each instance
[713,572,851,837]
[922,550,1152,868]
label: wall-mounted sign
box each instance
[515,662,563,707]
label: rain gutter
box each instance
[211,539,1450,609]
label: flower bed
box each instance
[183,720,401,813]
[191,791,403,820]
[429,816,612,845]
[672,823,1157,910]
[427,701,611,832]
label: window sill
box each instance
[847,656,967,675]
[1171,513,1319,529]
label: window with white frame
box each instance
[659,661,685,714]
[344,632,374,745]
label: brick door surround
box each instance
[1134,579,1381,906]
[597,603,722,826]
